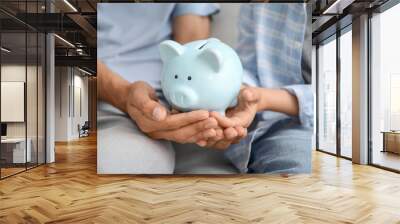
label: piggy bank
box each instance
[159,38,243,115]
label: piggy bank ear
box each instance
[198,48,223,73]
[159,40,184,63]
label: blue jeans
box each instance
[225,116,312,174]
[247,118,312,174]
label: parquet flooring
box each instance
[1,167,26,178]
[1,134,400,223]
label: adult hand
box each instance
[197,87,261,150]
[126,81,218,144]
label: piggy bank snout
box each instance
[170,87,198,109]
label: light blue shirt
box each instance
[225,4,314,172]
[97,3,219,90]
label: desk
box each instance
[1,138,31,163]
[382,131,400,154]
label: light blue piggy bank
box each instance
[159,38,243,115]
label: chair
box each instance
[79,121,90,138]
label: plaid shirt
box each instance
[225,3,314,173]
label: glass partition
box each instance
[317,36,337,155]
[0,1,46,179]
[1,30,28,177]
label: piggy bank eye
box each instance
[174,74,178,79]
[187,76,192,81]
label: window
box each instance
[370,2,400,171]
[339,28,352,158]
[317,37,337,154]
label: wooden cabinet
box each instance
[382,132,400,154]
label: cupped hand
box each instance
[197,87,261,150]
[126,81,218,144]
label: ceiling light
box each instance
[78,67,93,76]
[76,48,85,55]
[63,0,78,12]
[322,0,354,15]
[1,47,11,53]
[54,34,75,48]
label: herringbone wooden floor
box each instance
[1,135,400,224]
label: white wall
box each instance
[1,63,46,164]
[1,65,38,137]
[72,73,89,138]
[54,67,89,141]
[55,66,69,141]
[1,81,24,123]
[1,65,27,141]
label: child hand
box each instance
[197,87,260,150]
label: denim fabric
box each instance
[247,118,312,174]
[224,115,312,174]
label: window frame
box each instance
[315,24,353,161]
